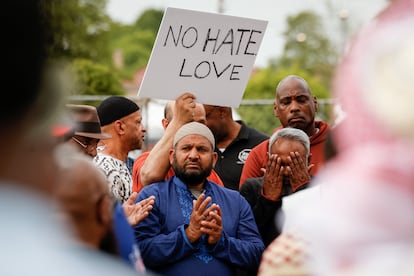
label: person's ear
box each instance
[169,149,175,165]
[162,118,169,130]
[273,101,279,118]
[211,151,218,167]
[114,120,125,135]
[313,96,318,113]
[96,196,112,226]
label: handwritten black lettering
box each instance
[244,30,261,55]
[194,61,211,79]
[215,29,234,55]
[182,26,198,48]
[230,65,242,80]
[179,59,192,77]
[164,25,182,47]
[179,59,243,80]
[163,25,198,49]
[236,29,250,55]
[213,62,231,77]
[203,28,220,54]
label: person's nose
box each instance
[289,100,300,113]
[89,148,97,158]
[188,148,199,160]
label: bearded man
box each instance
[134,122,264,276]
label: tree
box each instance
[277,10,338,88]
[44,0,112,63]
[107,9,164,79]
[67,59,124,105]
[111,30,157,78]
[133,9,163,33]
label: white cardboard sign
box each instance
[137,7,268,107]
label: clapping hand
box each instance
[200,204,222,245]
[185,194,222,245]
[123,193,155,226]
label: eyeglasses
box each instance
[72,136,88,148]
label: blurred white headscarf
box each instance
[294,0,414,275]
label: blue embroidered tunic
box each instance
[134,176,264,276]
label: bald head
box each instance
[55,145,109,221]
[164,101,174,121]
[276,75,311,96]
[54,145,113,249]
[164,101,206,127]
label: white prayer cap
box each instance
[173,122,215,150]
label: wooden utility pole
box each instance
[217,0,224,13]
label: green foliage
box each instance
[236,104,276,136]
[44,0,112,63]
[68,59,124,104]
[278,10,338,88]
[134,9,164,33]
[114,30,157,78]
[107,9,164,79]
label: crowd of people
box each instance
[2,0,414,275]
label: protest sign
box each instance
[137,7,268,107]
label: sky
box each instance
[106,0,389,68]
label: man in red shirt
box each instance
[240,75,330,186]
[133,93,223,193]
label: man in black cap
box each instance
[94,96,146,203]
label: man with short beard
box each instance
[134,122,264,276]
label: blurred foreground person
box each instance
[135,122,264,276]
[55,146,147,273]
[0,1,140,275]
[292,0,414,275]
[258,230,311,276]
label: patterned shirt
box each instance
[94,153,132,203]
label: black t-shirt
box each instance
[214,121,268,190]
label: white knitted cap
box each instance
[173,122,215,150]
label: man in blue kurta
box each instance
[134,122,264,276]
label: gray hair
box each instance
[268,128,310,163]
